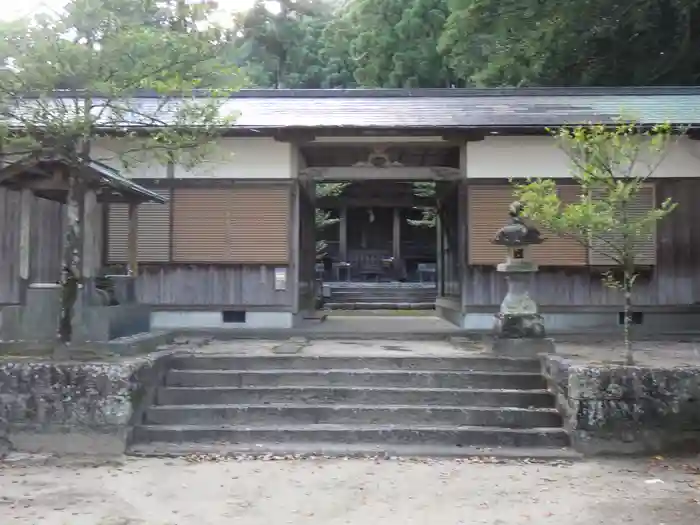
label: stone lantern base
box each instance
[493,312,555,357]
[494,312,546,338]
[491,268,555,357]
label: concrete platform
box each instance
[175,315,467,341]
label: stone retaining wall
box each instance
[0,351,173,456]
[541,354,700,455]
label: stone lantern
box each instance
[491,201,554,356]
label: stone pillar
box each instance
[17,189,32,303]
[81,189,100,304]
[81,189,99,279]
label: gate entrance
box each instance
[295,142,465,324]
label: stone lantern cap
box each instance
[492,201,544,246]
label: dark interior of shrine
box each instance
[316,182,438,284]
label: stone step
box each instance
[132,423,570,449]
[329,293,437,300]
[325,302,436,310]
[329,293,435,300]
[165,369,547,389]
[157,386,555,408]
[329,289,437,295]
[328,286,436,292]
[328,295,437,302]
[145,404,563,428]
[128,441,582,460]
[169,355,542,373]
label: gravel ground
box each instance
[1,456,700,525]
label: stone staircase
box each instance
[129,355,573,458]
[325,283,437,310]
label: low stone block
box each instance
[541,354,700,455]
[0,350,173,456]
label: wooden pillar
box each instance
[290,183,300,314]
[457,181,468,312]
[127,201,139,276]
[436,205,444,297]
[339,206,348,262]
[81,189,99,279]
[392,206,401,261]
[18,189,32,301]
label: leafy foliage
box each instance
[222,0,700,88]
[410,182,438,227]
[441,0,700,86]
[337,0,455,87]
[315,182,349,256]
[0,0,242,343]
[231,0,353,88]
[0,0,241,166]
[512,123,679,362]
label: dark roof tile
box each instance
[7,88,700,129]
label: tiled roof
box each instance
[8,87,700,129]
[210,88,700,129]
[86,160,167,203]
[0,155,166,203]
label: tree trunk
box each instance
[622,269,635,365]
[621,200,635,365]
[58,171,85,344]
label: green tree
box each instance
[338,0,455,88]
[0,0,241,343]
[409,182,437,227]
[512,123,678,364]
[232,0,350,88]
[441,0,700,86]
[316,182,349,257]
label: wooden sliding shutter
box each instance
[468,186,512,265]
[467,185,586,266]
[172,188,230,263]
[589,184,657,266]
[538,185,588,266]
[107,188,171,263]
[229,186,290,263]
[172,185,290,264]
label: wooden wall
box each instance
[4,179,700,309]
[134,265,294,307]
[0,188,64,304]
[464,179,700,306]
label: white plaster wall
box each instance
[177,137,296,179]
[466,136,700,179]
[91,137,296,180]
[91,138,166,179]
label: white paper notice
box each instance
[274,267,287,290]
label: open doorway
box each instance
[301,142,461,313]
[315,180,439,309]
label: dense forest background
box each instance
[230,0,700,89]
